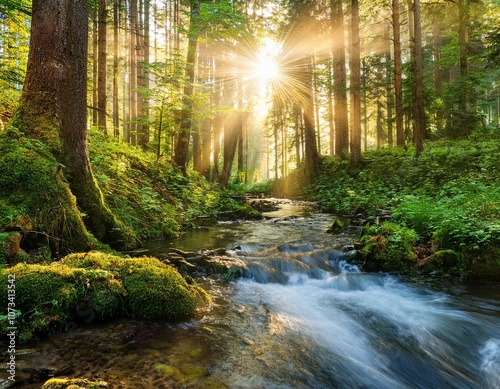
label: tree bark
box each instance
[112,0,120,137]
[349,0,362,167]
[98,0,107,135]
[303,58,320,179]
[392,0,405,147]
[11,0,128,249]
[412,0,426,156]
[384,19,394,148]
[174,0,200,174]
[330,0,349,156]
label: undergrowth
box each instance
[89,128,251,242]
[305,130,500,278]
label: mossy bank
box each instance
[0,127,259,262]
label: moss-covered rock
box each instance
[41,378,108,389]
[0,252,210,342]
[358,222,418,272]
[61,252,211,320]
[417,249,463,276]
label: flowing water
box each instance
[2,202,500,388]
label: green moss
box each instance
[122,257,200,320]
[63,252,210,320]
[0,128,97,255]
[418,249,463,276]
[360,222,418,272]
[0,262,127,340]
[1,252,210,342]
[41,378,106,389]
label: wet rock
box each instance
[121,326,157,348]
[417,249,461,275]
[158,253,197,273]
[249,199,279,212]
[327,218,347,233]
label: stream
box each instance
[2,201,500,388]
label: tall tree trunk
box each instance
[112,0,120,137]
[458,0,469,114]
[331,0,349,156]
[201,115,212,179]
[392,0,405,147]
[129,0,138,144]
[412,0,425,156]
[12,0,128,248]
[312,54,321,153]
[362,58,368,151]
[92,6,98,127]
[294,105,302,166]
[98,0,107,135]
[384,19,394,148]
[407,0,415,144]
[220,112,240,187]
[303,58,320,179]
[212,80,222,182]
[349,0,362,167]
[174,0,200,174]
[136,0,149,147]
[327,58,334,155]
[377,98,384,149]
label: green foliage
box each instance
[308,133,500,277]
[89,128,241,240]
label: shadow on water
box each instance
[2,201,500,388]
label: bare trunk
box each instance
[393,0,405,146]
[349,0,362,167]
[112,0,120,137]
[98,0,107,135]
[413,0,425,156]
[331,0,349,156]
[174,0,200,174]
[129,0,138,144]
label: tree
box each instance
[331,0,349,156]
[349,0,362,167]
[411,0,426,156]
[10,0,128,248]
[174,0,200,174]
[392,0,405,147]
[98,0,107,134]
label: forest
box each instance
[0,0,500,387]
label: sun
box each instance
[253,38,282,84]
[254,52,281,83]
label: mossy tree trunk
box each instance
[11,0,129,249]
